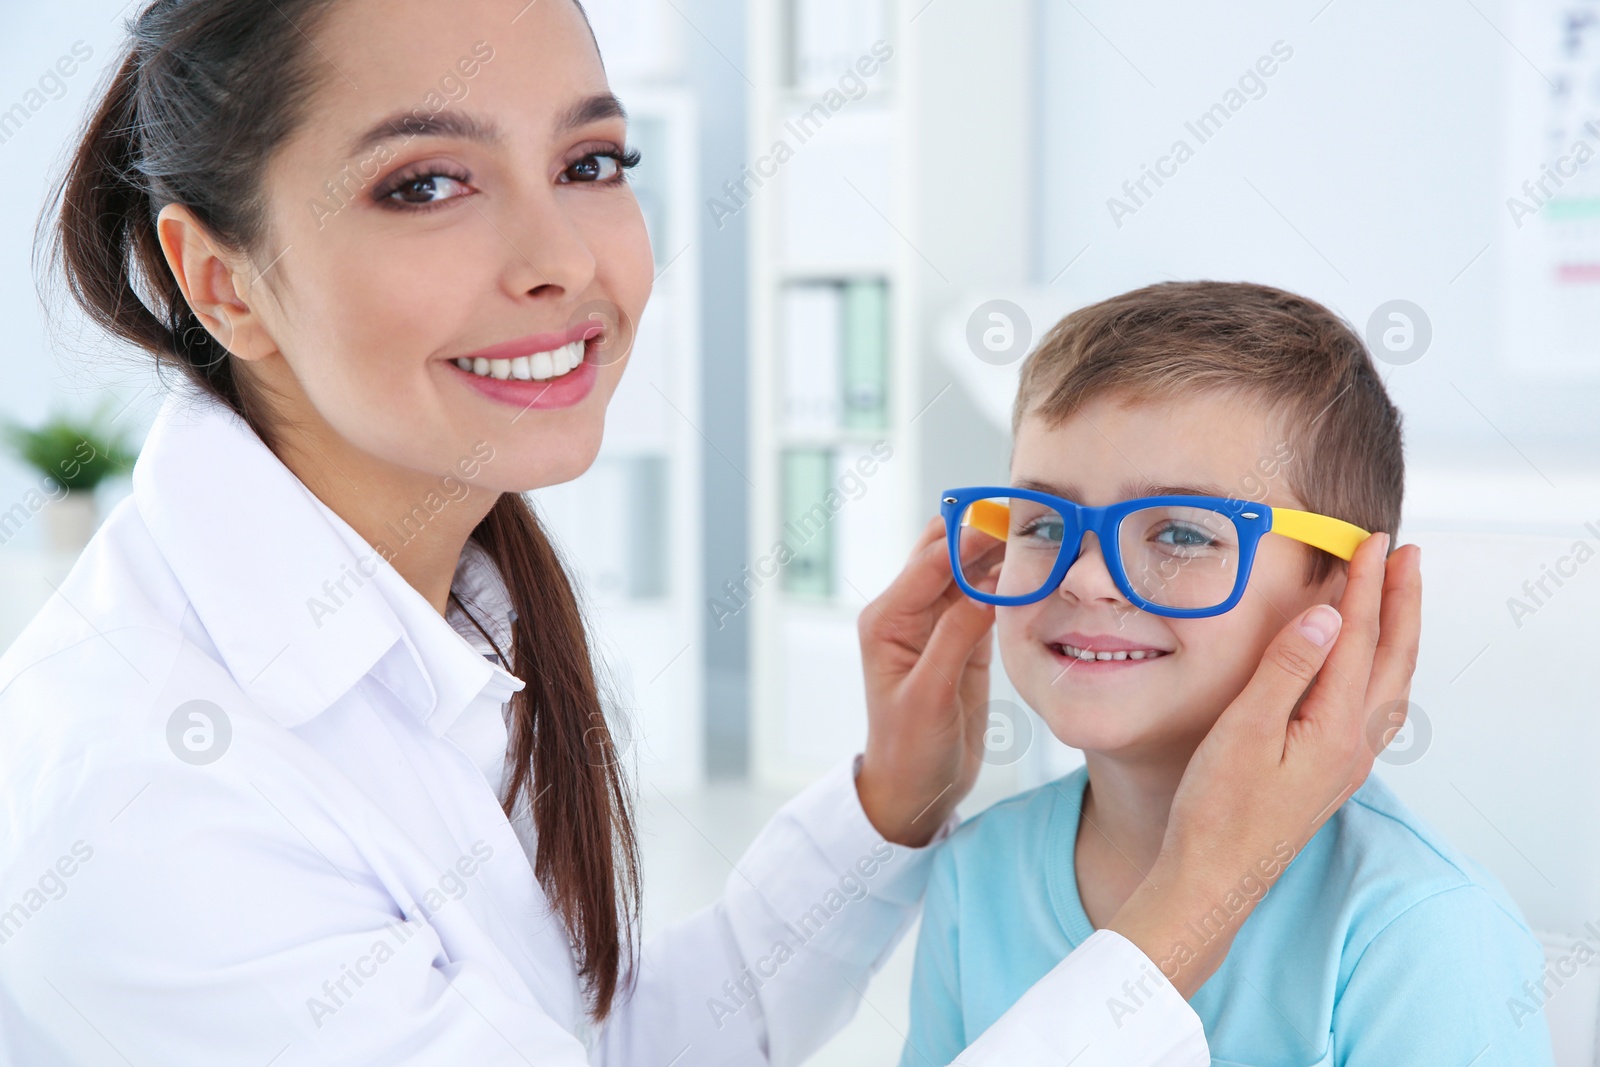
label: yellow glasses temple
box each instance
[965,498,1012,541]
[1268,507,1370,561]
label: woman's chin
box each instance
[491,423,605,492]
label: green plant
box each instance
[1,399,140,492]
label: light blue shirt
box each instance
[900,764,1556,1067]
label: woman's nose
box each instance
[497,188,599,303]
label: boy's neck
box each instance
[1075,746,1197,929]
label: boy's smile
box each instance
[1000,391,1348,760]
[1046,631,1173,669]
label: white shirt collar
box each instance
[131,388,525,736]
[447,537,517,666]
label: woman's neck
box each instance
[1073,747,1194,930]
[270,407,499,617]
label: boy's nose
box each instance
[1054,531,1127,606]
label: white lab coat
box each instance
[0,388,1209,1066]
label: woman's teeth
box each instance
[1055,642,1169,662]
[454,339,585,381]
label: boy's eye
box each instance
[1016,517,1066,544]
[1152,521,1215,549]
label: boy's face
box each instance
[998,391,1348,762]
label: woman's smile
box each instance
[446,320,604,410]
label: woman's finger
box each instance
[1210,601,1343,745]
[1362,543,1423,715]
[1297,531,1390,723]
[918,594,996,684]
[869,517,982,626]
[909,513,945,555]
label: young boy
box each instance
[900,282,1554,1066]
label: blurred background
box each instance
[6,0,1600,1062]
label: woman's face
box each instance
[228,0,652,494]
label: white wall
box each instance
[0,1,157,550]
[1032,0,1596,468]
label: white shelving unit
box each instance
[747,0,911,791]
[746,0,1035,791]
[533,87,705,794]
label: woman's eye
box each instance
[383,171,473,209]
[563,153,621,183]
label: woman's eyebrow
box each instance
[554,91,628,133]
[345,93,627,158]
[346,108,501,157]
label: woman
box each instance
[0,0,1420,1063]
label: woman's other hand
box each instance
[1110,533,1423,997]
[856,516,999,847]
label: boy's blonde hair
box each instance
[1014,280,1403,584]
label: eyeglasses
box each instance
[940,486,1371,618]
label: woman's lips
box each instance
[457,321,601,363]
[448,335,600,412]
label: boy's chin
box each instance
[1032,698,1176,757]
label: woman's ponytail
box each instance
[45,42,234,407]
[474,493,642,1020]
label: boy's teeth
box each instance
[455,339,585,381]
[1058,642,1165,662]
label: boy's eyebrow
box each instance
[1010,477,1241,502]
[1012,477,1081,500]
[1130,481,1235,500]
[345,93,628,158]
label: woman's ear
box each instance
[155,202,278,362]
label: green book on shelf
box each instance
[781,448,833,597]
[841,279,889,430]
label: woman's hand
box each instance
[1109,532,1423,997]
[856,516,998,847]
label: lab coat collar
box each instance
[132,388,524,735]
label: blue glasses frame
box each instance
[940,485,1279,619]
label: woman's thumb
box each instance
[1273,603,1342,684]
[1226,604,1343,730]
[1292,604,1343,657]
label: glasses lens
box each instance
[1117,505,1241,610]
[956,496,1072,600]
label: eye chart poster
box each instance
[1503,0,1600,376]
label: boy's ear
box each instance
[1324,560,1352,609]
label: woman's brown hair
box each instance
[37,0,639,1021]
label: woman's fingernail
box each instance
[1298,604,1342,647]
